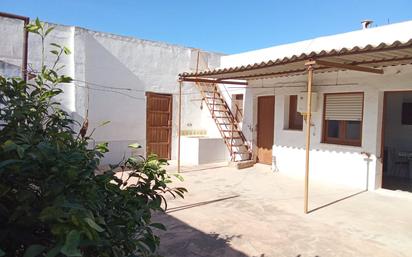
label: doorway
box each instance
[257,96,275,164]
[382,91,412,192]
[146,92,173,159]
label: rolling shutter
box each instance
[325,93,363,121]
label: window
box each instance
[322,93,364,146]
[288,95,303,130]
[402,102,412,125]
[232,94,244,122]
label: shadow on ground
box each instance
[153,191,361,256]
[308,190,366,213]
[154,212,265,257]
[166,195,240,214]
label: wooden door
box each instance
[146,92,172,159]
[257,96,275,164]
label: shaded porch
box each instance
[177,38,412,213]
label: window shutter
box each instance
[325,93,363,121]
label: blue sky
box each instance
[2,0,412,54]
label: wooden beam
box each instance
[179,77,248,86]
[304,64,314,214]
[306,59,384,74]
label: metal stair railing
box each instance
[195,82,251,161]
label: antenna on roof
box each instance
[361,20,373,29]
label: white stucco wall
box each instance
[217,20,412,190]
[3,15,411,185]
[0,16,26,77]
[222,63,412,190]
[74,29,222,164]
[0,17,223,165]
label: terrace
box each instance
[155,162,412,257]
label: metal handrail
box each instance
[195,82,250,160]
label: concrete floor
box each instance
[154,162,412,257]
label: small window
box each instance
[232,94,244,122]
[288,95,303,130]
[322,93,364,146]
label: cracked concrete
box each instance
[154,162,412,257]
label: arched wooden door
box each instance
[257,96,275,164]
[146,92,173,159]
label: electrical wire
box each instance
[18,66,357,101]
[72,78,146,92]
[73,81,204,99]
[74,84,146,100]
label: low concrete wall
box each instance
[181,137,230,165]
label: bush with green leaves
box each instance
[0,19,186,257]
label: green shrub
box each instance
[0,19,186,257]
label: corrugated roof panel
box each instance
[180,39,412,81]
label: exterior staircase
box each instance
[195,82,253,165]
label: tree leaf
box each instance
[98,120,111,127]
[150,223,166,231]
[141,237,157,253]
[60,202,86,211]
[2,140,17,152]
[26,24,40,34]
[0,248,5,257]
[128,143,142,149]
[59,75,72,83]
[84,217,104,232]
[35,18,42,28]
[23,244,46,257]
[45,26,55,36]
[16,145,25,158]
[50,43,61,48]
[0,159,23,170]
[172,173,184,182]
[96,142,109,153]
[60,230,81,257]
[63,46,71,55]
[45,244,61,257]
[39,206,63,222]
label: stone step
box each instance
[230,160,255,169]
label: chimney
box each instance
[361,20,373,29]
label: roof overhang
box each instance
[179,40,412,84]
